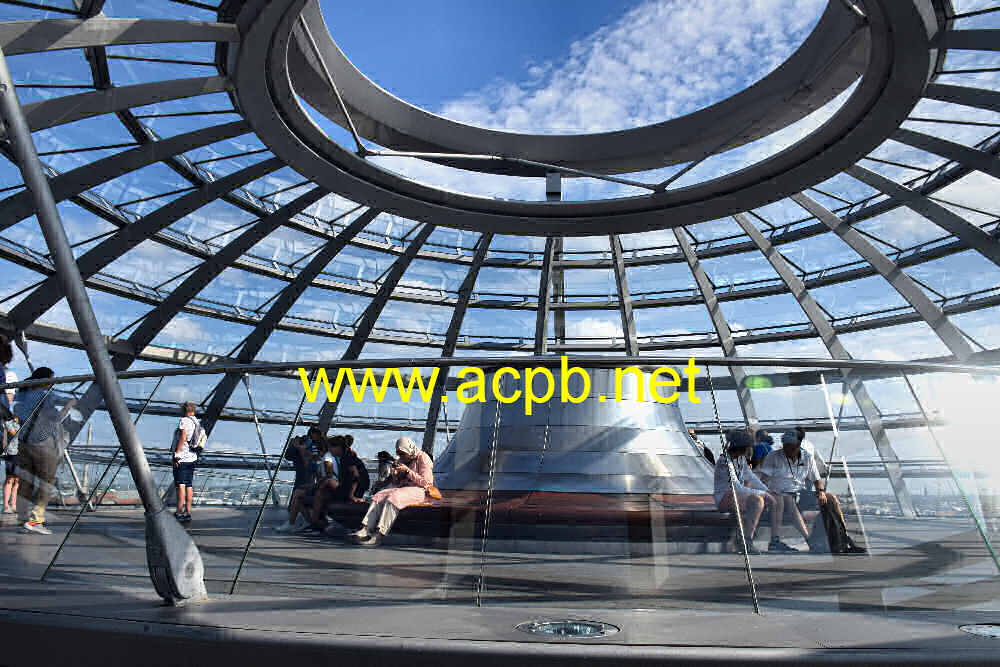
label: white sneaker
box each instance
[293,514,308,530]
[21,521,52,535]
[348,527,368,538]
[274,521,295,533]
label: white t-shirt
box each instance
[714,454,768,506]
[320,452,340,481]
[800,437,828,476]
[760,447,820,494]
[4,369,16,407]
[175,415,199,463]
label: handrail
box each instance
[1,355,998,392]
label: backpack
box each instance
[808,503,864,554]
[189,418,207,454]
[173,417,207,455]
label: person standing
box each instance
[172,401,200,523]
[15,367,76,535]
[1,335,18,514]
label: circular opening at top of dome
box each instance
[321,0,828,135]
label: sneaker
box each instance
[274,520,296,533]
[735,539,761,555]
[768,538,799,553]
[178,513,191,524]
[355,533,382,547]
[21,521,52,535]
[292,515,308,530]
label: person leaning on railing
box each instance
[348,436,434,547]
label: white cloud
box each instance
[357,0,829,200]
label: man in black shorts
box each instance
[759,430,842,553]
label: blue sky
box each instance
[326,0,639,111]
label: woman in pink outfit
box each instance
[351,436,433,547]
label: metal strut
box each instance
[0,47,205,605]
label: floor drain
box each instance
[960,624,1000,639]
[515,620,620,638]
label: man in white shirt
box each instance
[796,426,829,478]
[714,429,779,555]
[172,401,200,523]
[760,430,842,553]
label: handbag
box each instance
[426,485,443,500]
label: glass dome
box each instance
[1,0,999,659]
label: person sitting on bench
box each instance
[339,434,370,503]
[275,427,323,533]
[714,428,778,555]
[348,436,433,547]
[759,430,840,553]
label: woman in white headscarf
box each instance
[350,436,434,546]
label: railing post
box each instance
[0,48,205,604]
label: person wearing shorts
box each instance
[759,430,841,553]
[172,401,200,523]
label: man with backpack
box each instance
[759,431,865,554]
[172,401,203,523]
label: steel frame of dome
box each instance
[0,0,999,603]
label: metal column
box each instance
[673,228,760,431]
[0,47,206,603]
[733,212,917,518]
[609,235,639,356]
[534,237,556,355]
[847,165,1000,268]
[792,192,974,360]
[421,233,493,454]
[316,223,436,430]
[201,209,380,434]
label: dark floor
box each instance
[1,507,999,664]
[2,506,998,613]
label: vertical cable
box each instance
[475,372,504,607]
[706,366,761,614]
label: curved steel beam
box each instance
[0,18,239,55]
[0,120,251,233]
[315,222,436,431]
[673,227,759,430]
[7,157,283,330]
[421,232,493,454]
[733,212,916,518]
[792,192,975,360]
[609,234,638,357]
[60,188,332,447]
[938,29,1000,51]
[201,208,381,434]
[891,128,1000,181]
[236,0,936,235]
[924,82,1000,113]
[287,0,867,175]
[846,164,1000,267]
[19,76,230,132]
[533,237,556,355]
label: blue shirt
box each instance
[752,441,773,463]
[14,387,71,446]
